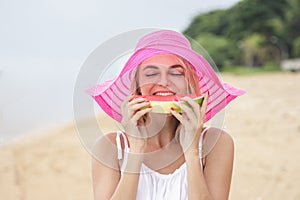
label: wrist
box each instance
[184,147,200,160]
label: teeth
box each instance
[155,92,174,96]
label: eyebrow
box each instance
[142,65,159,71]
[170,65,185,70]
[142,64,184,71]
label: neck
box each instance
[146,114,179,148]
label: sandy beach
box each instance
[1,72,299,200]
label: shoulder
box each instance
[92,132,118,151]
[92,131,128,157]
[91,132,122,170]
[203,127,234,158]
[209,127,233,145]
[91,132,119,160]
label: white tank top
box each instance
[115,127,209,200]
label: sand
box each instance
[1,72,299,200]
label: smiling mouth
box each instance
[153,91,175,96]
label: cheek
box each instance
[138,79,153,95]
[171,77,189,92]
[138,75,159,94]
[139,84,153,95]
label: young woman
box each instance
[87,29,245,200]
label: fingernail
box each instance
[170,107,174,111]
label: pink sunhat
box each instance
[86,30,245,123]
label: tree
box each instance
[225,0,287,40]
[284,0,300,57]
[240,33,271,67]
[191,33,240,68]
[183,9,228,38]
[183,0,299,67]
[293,36,300,57]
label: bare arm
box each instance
[91,133,144,200]
[185,129,234,200]
[203,130,234,199]
[92,96,151,200]
[171,95,233,199]
[92,154,143,200]
[185,148,212,200]
[91,155,120,199]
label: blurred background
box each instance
[1,0,300,199]
[0,0,241,142]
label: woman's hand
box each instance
[121,95,152,153]
[171,93,208,153]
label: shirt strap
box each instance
[199,127,210,169]
[116,131,130,174]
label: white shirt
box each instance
[116,127,209,200]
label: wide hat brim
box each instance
[86,31,245,123]
[86,30,245,122]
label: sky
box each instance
[0,0,242,142]
[0,0,241,61]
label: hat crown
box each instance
[135,30,191,51]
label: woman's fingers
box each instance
[121,95,136,114]
[179,94,208,121]
[173,97,197,120]
[171,102,195,129]
[132,107,152,123]
[122,95,145,109]
[129,102,150,116]
[122,96,149,117]
[170,108,183,123]
[178,100,198,120]
[128,97,146,104]
[200,93,209,119]
[121,95,152,125]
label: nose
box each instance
[158,72,169,86]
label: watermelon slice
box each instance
[137,94,204,113]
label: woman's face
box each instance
[137,54,189,96]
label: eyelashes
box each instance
[145,72,159,77]
[144,71,184,77]
[141,64,185,77]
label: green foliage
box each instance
[285,0,300,43]
[225,0,287,40]
[241,33,268,66]
[184,10,228,38]
[193,33,240,68]
[293,37,300,57]
[183,0,300,69]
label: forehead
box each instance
[139,54,184,67]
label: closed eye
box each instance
[145,72,159,76]
[142,65,160,77]
[169,71,183,76]
[169,65,185,76]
